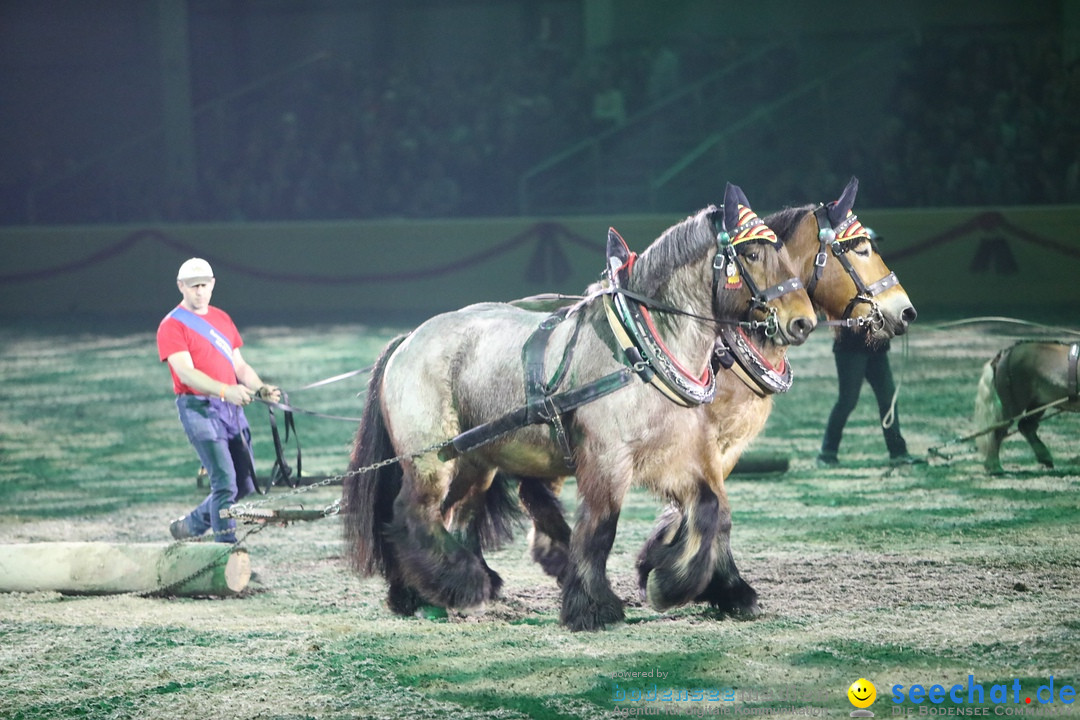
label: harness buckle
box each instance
[814,251,828,268]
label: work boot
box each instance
[169,516,194,540]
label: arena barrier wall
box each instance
[1,205,1078,327]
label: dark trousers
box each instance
[821,349,908,459]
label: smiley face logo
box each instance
[848,678,877,708]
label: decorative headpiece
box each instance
[715,182,780,289]
[819,176,870,244]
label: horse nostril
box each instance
[901,306,918,326]
[788,317,813,342]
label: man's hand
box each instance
[223,384,254,406]
[256,385,283,403]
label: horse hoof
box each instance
[699,577,760,618]
[643,570,694,613]
[562,601,625,632]
[387,582,423,616]
[560,579,625,631]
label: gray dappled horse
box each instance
[975,340,1080,473]
[343,183,815,631]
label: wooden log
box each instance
[730,452,789,476]
[0,542,250,597]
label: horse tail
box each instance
[974,353,1004,459]
[343,333,410,578]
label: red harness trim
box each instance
[639,304,712,388]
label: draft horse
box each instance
[974,340,1080,473]
[343,183,816,631]
[637,176,916,613]
[515,176,917,616]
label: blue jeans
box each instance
[175,395,256,542]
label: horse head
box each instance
[781,177,916,345]
[710,182,816,348]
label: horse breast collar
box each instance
[602,228,716,407]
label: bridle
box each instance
[810,204,900,331]
[711,209,805,340]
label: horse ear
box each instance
[722,182,743,232]
[827,176,859,226]
[607,227,630,264]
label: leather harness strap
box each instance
[437,308,635,465]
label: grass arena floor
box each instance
[0,317,1078,720]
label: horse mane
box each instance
[632,206,718,297]
[762,204,816,243]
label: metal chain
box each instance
[224,435,461,520]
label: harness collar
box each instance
[713,326,793,397]
[602,232,715,407]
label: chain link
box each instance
[224,435,455,520]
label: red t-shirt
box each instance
[157,305,243,395]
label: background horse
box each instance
[974,340,1080,473]
[343,183,815,631]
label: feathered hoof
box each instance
[386,581,424,616]
[560,577,625,632]
[642,569,707,613]
[697,576,760,619]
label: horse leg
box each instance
[1017,412,1054,468]
[447,468,524,601]
[983,427,1007,475]
[518,476,571,580]
[560,499,625,631]
[636,481,722,612]
[694,485,759,617]
[385,459,494,612]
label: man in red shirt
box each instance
[157,258,281,543]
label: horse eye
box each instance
[854,241,872,257]
[744,249,761,262]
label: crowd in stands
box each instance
[8,30,1079,225]
[871,33,1080,208]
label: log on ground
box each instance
[0,542,250,597]
[730,452,790,476]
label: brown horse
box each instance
[637,176,916,613]
[974,340,1080,473]
[512,177,916,616]
[343,183,816,631]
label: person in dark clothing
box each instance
[817,325,925,468]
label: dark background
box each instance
[2,0,1078,226]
